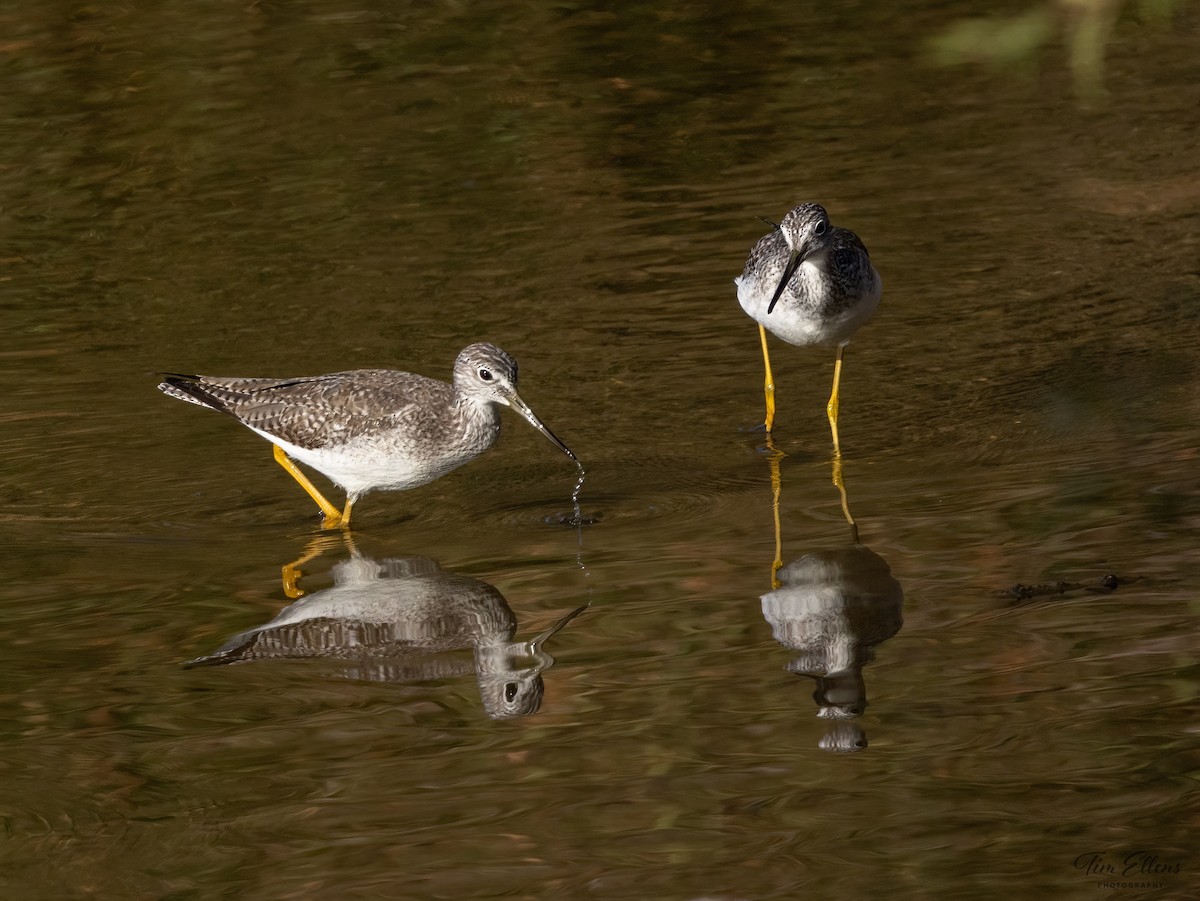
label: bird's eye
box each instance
[814,219,828,237]
[479,367,493,381]
[505,682,518,702]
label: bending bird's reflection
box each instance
[761,544,903,752]
[187,553,586,719]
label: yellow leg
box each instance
[831,450,859,545]
[281,532,359,598]
[827,344,858,543]
[759,324,776,433]
[272,444,347,529]
[767,436,785,589]
[281,562,305,599]
[280,537,325,599]
[826,343,846,455]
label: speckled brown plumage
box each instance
[158,343,576,524]
[160,369,462,451]
[185,554,582,719]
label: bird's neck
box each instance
[451,395,503,443]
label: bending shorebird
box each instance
[158,342,577,528]
[734,202,881,447]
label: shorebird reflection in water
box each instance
[761,544,904,752]
[187,552,587,719]
[735,203,881,447]
[158,343,578,529]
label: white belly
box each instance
[736,262,881,348]
[253,428,490,499]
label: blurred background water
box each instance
[1,1,1197,898]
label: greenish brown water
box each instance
[2,1,1198,898]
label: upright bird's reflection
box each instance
[188,543,586,720]
[766,439,858,586]
[762,545,903,751]
[760,445,903,751]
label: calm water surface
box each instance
[2,1,1198,898]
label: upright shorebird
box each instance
[734,203,882,448]
[158,343,577,529]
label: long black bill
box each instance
[767,249,803,315]
[507,390,579,464]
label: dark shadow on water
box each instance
[186,539,587,720]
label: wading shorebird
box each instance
[158,342,578,528]
[735,202,881,448]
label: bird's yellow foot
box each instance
[319,498,354,531]
[281,563,306,599]
[280,533,354,597]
